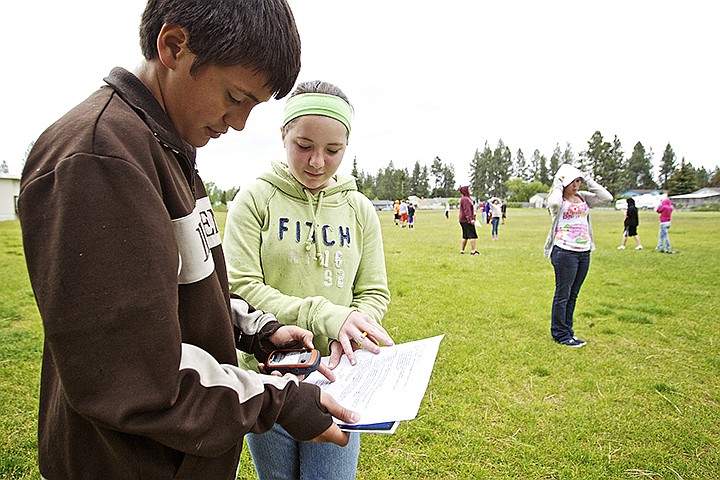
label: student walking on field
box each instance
[408,203,416,229]
[489,197,503,240]
[618,197,643,250]
[458,185,479,255]
[655,197,676,253]
[544,164,612,348]
[399,199,409,227]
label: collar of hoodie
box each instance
[303,189,326,265]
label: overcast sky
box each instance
[3,1,718,190]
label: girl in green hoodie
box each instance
[224,81,393,480]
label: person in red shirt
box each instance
[458,185,479,255]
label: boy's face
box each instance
[163,54,274,148]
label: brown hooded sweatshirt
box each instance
[19,68,330,480]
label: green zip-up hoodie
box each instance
[225,162,390,367]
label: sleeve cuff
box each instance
[276,383,333,441]
[316,303,354,340]
[236,320,283,362]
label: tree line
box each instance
[203,131,719,206]
[351,130,720,202]
[351,157,458,200]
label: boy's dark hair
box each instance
[139,0,301,98]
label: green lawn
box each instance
[2,208,719,479]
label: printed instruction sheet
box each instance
[304,334,444,427]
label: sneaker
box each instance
[556,337,586,348]
[460,250,465,254]
[617,245,626,250]
[635,245,643,250]
[470,250,480,255]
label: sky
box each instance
[3,1,718,190]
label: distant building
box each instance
[370,200,393,211]
[0,173,21,221]
[670,188,720,208]
[412,197,450,210]
[615,192,664,210]
[618,188,663,198]
[529,193,548,208]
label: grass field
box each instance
[1,207,719,479]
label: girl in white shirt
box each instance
[544,165,612,348]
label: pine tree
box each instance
[659,143,676,190]
[351,156,364,192]
[514,148,529,181]
[694,166,709,188]
[561,143,575,165]
[397,168,409,199]
[583,131,624,195]
[419,166,430,197]
[409,161,430,197]
[377,161,397,200]
[607,136,626,195]
[667,158,698,195]
[531,149,549,185]
[430,157,456,197]
[491,139,512,197]
[549,144,561,178]
[470,143,493,198]
[430,157,443,193]
[529,149,540,182]
[441,164,456,197]
[709,167,720,187]
[626,142,657,190]
[469,149,483,199]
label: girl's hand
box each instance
[331,312,394,367]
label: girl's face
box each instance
[282,115,348,193]
[563,177,583,197]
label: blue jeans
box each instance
[491,217,500,237]
[246,423,360,480]
[657,222,671,250]
[550,247,591,342]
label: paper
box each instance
[304,334,444,427]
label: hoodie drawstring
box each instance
[304,190,326,265]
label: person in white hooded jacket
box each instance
[544,164,612,348]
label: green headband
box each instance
[282,93,352,134]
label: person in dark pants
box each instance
[543,164,612,348]
[618,197,643,250]
[458,186,479,255]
